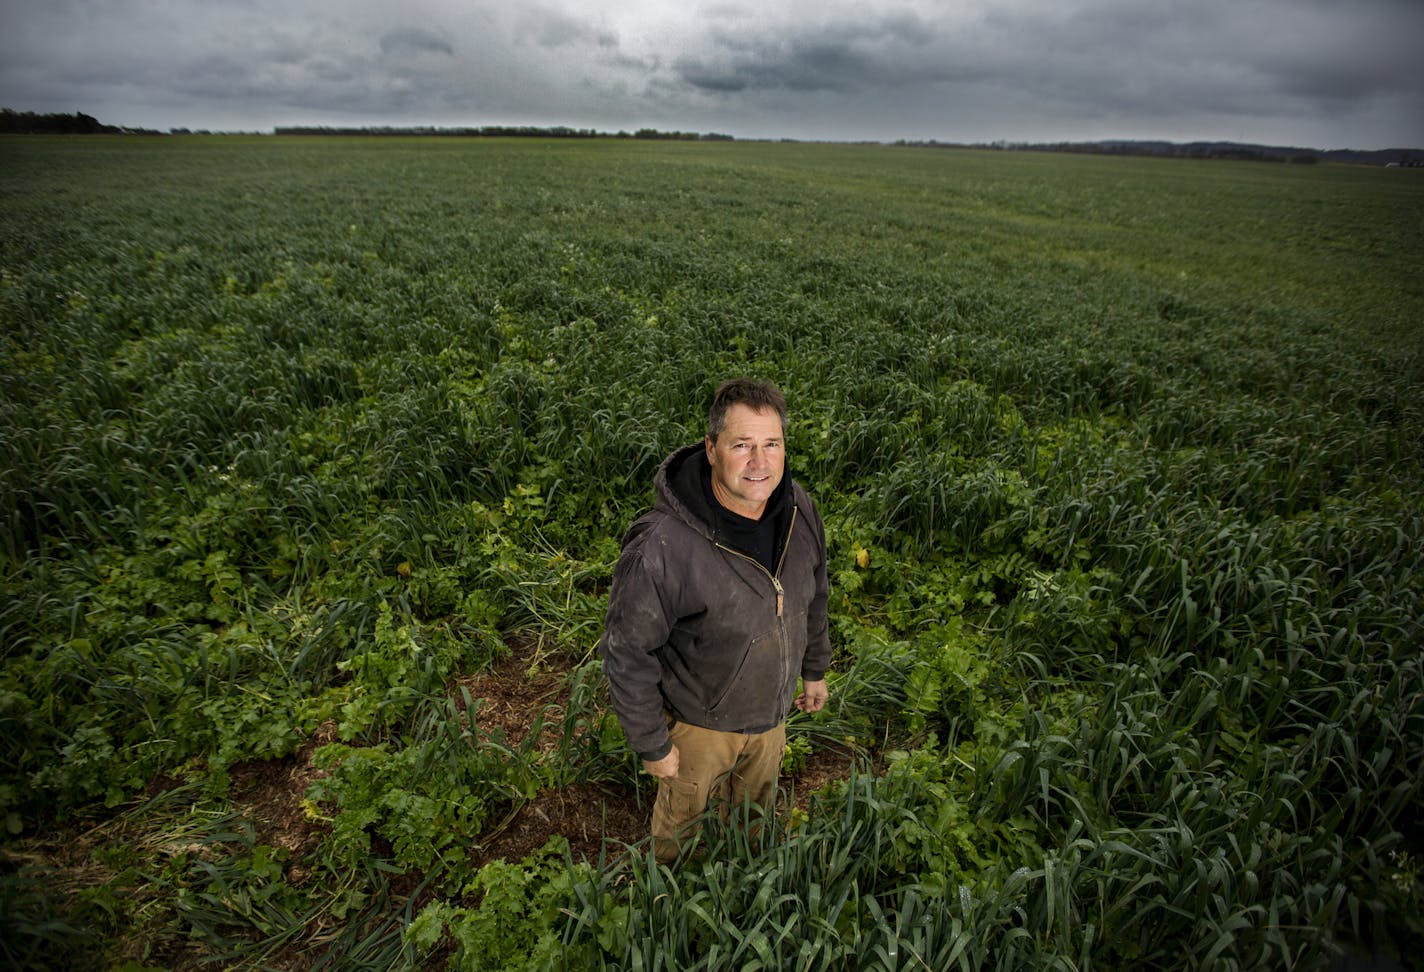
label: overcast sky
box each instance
[1,0,1420,148]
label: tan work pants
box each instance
[651,719,786,863]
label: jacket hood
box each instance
[653,442,791,542]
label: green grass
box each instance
[2,135,1421,970]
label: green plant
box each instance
[3,135,1420,969]
[407,836,593,971]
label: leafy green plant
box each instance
[309,697,509,882]
[407,837,593,971]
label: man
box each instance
[599,378,831,862]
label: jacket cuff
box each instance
[638,738,673,762]
[801,670,826,683]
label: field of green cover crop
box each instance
[1,135,1421,970]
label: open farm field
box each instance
[2,135,1422,970]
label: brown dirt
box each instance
[227,720,340,886]
[222,639,865,876]
[449,638,570,757]
[787,742,863,810]
[438,638,865,869]
[468,781,652,869]
[20,638,864,970]
[453,639,653,867]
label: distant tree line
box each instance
[2,109,118,134]
[273,124,734,141]
[1,108,168,135]
[1017,141,1320,164]
[11,106,1411,164]
[2,110,736,142]
[1004,141,1420,166]
[895,138,1324,164]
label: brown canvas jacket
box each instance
[599,443,831,762]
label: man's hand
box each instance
[795,678,829,713]
[642,745,680,779]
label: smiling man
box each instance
[599,378,831,863]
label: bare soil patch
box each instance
[227,720,339,886]
[17,640,863,971]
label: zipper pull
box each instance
[773,577,784,617]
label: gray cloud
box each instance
[0,0,1418,146]
[516,6,617,49]
[380,28,456,58]
[677,14,941,94]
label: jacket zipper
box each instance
[716,505,799,717]
[715,505,798,617]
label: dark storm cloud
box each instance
[0,0,1418,145]
[658,0,1423,144]
[517,7,618,50]
[676,13,940,94]
[379,28,456,58]
[981,0,1424,114]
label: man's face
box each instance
[705,403,785,520]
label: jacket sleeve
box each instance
[800,494,832,683]
[598,535,677,762]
